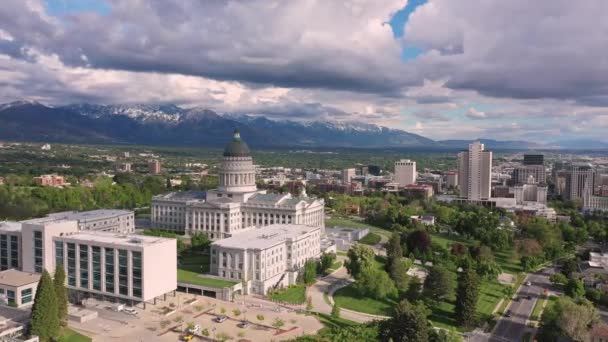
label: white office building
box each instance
[46,209,135,233]
[209,224,321,295]
[394,159,416,186]
[0,217,176,306]
[151,129,325,239]
[458,141,492,200]
[341,168,356,184]
[564,163,595,201]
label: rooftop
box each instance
[153,191,207,201]
[47,209,132,221]
[0,270,40,287]
[0,222,22,233]
[58,232,175,247]
[223,129,251,158]
[212,224,319,249]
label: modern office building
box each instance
[394,159,417,186]
[563,163,595,201]
[151,130,325,239]
[514,183,548,205]
[0,222,23,271]
[46,210,135,233]
[0,218,176,306]
[341,168,356,184]
[458,141,492,200]
[0,269,40,308]
[209,224,321,295]
[523,154,544,166]
[512,165,546,185]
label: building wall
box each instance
[458,142,491,200]
[394,160,416,186]
[564,166,595,201]
[142,239,177,301]
[0,282,37,308]
[21,221,79,274]
[0,233,21,271]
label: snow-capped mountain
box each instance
[0,101,464,149]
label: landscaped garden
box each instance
[268,284,307,304]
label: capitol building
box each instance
[151,129,325,240]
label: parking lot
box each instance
[69,292,323,341]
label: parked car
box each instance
[187,324,201,334]
[123,307,138,315]
[525,281,532,286]
[215,315,228,323]
[505,310,511,317]
[182,334,194,341]
[527,295,532,300]
[237,321,250,329]
[113,303,125,312]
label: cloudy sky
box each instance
[1,0,607,142]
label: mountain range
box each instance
[0,101,605,150]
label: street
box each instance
[489,267,555,342]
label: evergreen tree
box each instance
[29,270,60,341]
[455,269,479,328]
[379,299,429,342]
[54,264,68,326]
[423,265,456,302]
[386,232,403,272]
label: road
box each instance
[489,267,556,342]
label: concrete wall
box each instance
[142,238,177,302]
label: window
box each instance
[21,288,33,304]
[34,231,43,273]
[67,243,76,287]
[55,241,64,268]
[92,246,101,291]
[79,245,89,288]
[118,250,128,296]
[105,248,115,293]
[132,251,142,298]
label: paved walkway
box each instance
[306,266,389,323]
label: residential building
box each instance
[458,141,492,200]
[400,184,434,200]
[0,269,40,308]
[45,210,135,233]
[209,224,321,295]
[341,168,356,184]
[151,130,325,239]
[34,174,67,187]
[445,171,458,188]
[394,159,416,186]
[116,163,132,173]
[563,163,595,201]
[148,160,161,174]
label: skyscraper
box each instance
[457,141,492,200]
[341,168,356,184]
[563,163,595,201]
[394,159,416,186]
[523,154,544,166]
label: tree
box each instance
[561,258,578,277]
[320,253,336,274]
[430,329,463,342]
[29,270,60,341]
[53,264,68,327]
[356,266,398,300]
[390,258,411,291]
[272,318,285,329]
[345,245,375,279]
[379,299,429,342]
[450,243,468,258]
[423,266,455,302]
[564,279,585,299]
[331,302,341,318]
[303,260,318,284]
[406,229,432,255]
[190,232,211,250]
[549,272,568,286]
[539,297,599,342]
[455,269,480,328]
[386,232,403,271]
[405,277,422,302]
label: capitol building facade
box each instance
[151,129,325,240]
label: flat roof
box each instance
[0,270,40,287]
[0,222,22,233]
[213,224,319,250]
[48,209,133,221]
[153,191,206,201]
[20,216,75,225]
[58,232,174,247]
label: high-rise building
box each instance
[457,141,492,200]
[341,168,356,184]
[512,165,546,185]
[148,159,161,174]
[523,154,544,166]
[563,163,595,201]
[445,171,458,188]
[394,159,416,186]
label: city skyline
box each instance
[0,1,607,143]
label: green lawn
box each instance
[494,250,523,274]
[177,269,237,288]
[478,280,507,319]
[359,233,382,245]
[530,295,547,321]
[430,233,471,249]
[58,328,91,342]
[178,252,209,273]
[333,284,396,316]
[326,261,342,274]
[268,284,307,304]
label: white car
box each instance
[188,324,201,334]
[123,307,138,315]
[525,281,532,286]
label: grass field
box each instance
[359,232,382,245]
[326,261,342,274]
[177,269,237,288]
[178,252,209,273]
[268,284,307,304]
[333,284,396,316]
[58,328,91,342]
[530,295,548,321]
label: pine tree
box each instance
[54,264,69,326]
[455,269,480,328]
[29,270,60,341]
